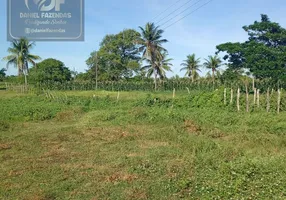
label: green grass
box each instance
[0,90,286,199]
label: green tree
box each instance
[86,51,100,89]
[220,67,244,84]
[142,52,173,81]
[86,29,141,81]
[29,58,71,83]
[180,54,201,83]
[203,55,223,85]
[138,23,168,90]
[0,68,6,81]
[216,42,245,71]
[217,14,286,83]
[2,37,41,85]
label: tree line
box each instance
[1,14,286,90]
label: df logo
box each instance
[25,0,65,11]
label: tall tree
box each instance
[142,52,173,81]
[2,37,41,85]
[180,54,201,83]
[137,23,168,90]
[203,55,222,85]
[86,51,100,88]
[217,14,286,83]
[91,29,141,81]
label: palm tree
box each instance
[142,52,173,82]
[180,54,201,83]
[203,55,222,86]
[137,22,168,90]
[2,37,41,86]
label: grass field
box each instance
[0,90,286,199]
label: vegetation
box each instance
[180,54,201,83]
[138,23,168,90]
[2,37,41,85]
[1,13,286,199]
[0,68,6,82]
[203,55,223,86]
[142,52,173,81]
[0,90,286,199]
[3,15,285,91]
[85,29,141,82]
[217,14,286,83]
[29,58,72,84]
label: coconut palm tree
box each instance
[2,37,41,86]
[180,54,201,83]
[203,55,222,86]
[142,52,173,82]
[137,22,168,90]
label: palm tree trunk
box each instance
[23,64,28,92]
[191,70,194,83]
[212,69,215,90]
[212,69,215,85]
[18,68,23,76]
[154,70,158,91]
[24,73,27,91]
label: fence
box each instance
[2,81,285,113]
[222,87,284,114]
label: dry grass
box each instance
[0,143,12,151]
[184,120,201,134]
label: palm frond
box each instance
[180,66,188,71]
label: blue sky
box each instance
[1,0,286,77]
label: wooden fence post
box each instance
[117,91,120,102]
[257,89,260,108]
[186,87,190,94]
[266,88,270,112]
[245,85,249,113]
[237,88,240,112]
[252,78,255,91]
